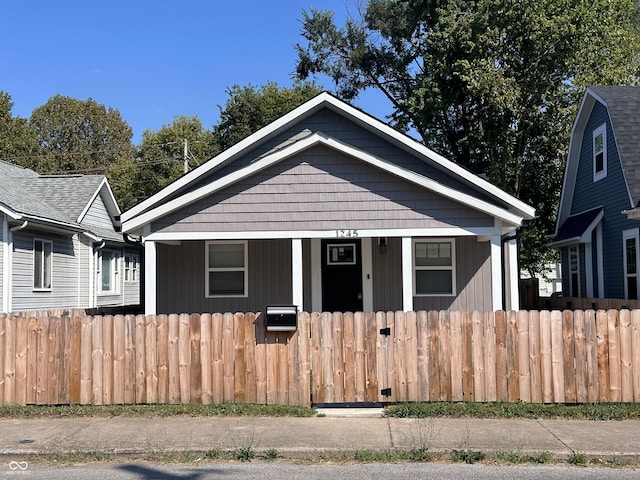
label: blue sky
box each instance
[1,0,390,144]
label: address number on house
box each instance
[336,229,358,238]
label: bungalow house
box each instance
[0,160,140,313]
[552,86,640,300]
[121,93,536,315]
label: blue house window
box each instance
[623,229,639,300]
[593,124,607,182]
[569,246,580,297]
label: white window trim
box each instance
[569,245,581,297]
[97,249,121,295]
[205,240,248,298]
[124,254,139,283]
[412,238,456,297]
[33,238,53,291]
[593,123,607,182]
[623,229,639,300]
[326,242,357,265]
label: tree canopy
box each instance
[0,91,38,168]
[295,0,640,275]
[30,94,136,175]
[212,82,323,151]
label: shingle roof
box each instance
[589,86,640,206]
[553,207,603,243]
[0,160,121,242]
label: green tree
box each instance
[212,82,323,151]
[0,91,38,167]
[132,116,216,210]
[29,94,136,175]
[295,0,640,276]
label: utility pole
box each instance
[183,139,189,173]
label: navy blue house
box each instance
[552,86,640,300]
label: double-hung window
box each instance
[98,250,120,294]
[33,238,52,290]
[593,124,607,181]
[413,239,456,296]
[124,255,139,282]
[623,229,639,300]
[569,246,581,297]
[206,241,247,297]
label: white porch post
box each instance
[491,234,503,311]
[292,238,303,311]
[402,236,413,312]
[2,217,10,313]
[506,238,519,311]
[144,239,157,315]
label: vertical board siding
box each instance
[1,310,639,406]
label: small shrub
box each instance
[262,448,279,460]
[530,451,553,464]
[568,452,587,465]
[496,450,524,464]
[234,446,255,462]
[452,449,486,464]
[408,447,435,462]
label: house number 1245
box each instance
[336,229,358,238]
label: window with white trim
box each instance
[413,239,456,296]
[98,250,120,294]
[593,123,607,181]
[206,241,248,297]
[33,238,52,290]
[623,229,639,300]
[124,254,139,282]
[569,246,580,297]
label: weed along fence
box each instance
[1,310,639,407]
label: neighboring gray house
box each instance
[552,86,640,300]
[121,93,536,315]
[0,161,140,313]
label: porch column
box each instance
[2,217,10,312]
[491,234,503,311]
[506,238,519,310]
[402,236,413,312]
[144,239,157,315]
[292,238,303,311]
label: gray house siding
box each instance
[372,237,403,311]
[571,101,640,298]
[155,239,292,314]
[11,230,79,311]
[413,237,492,312]
[82,194,113,229]
[178,108,500,210]
[152,145,494,234]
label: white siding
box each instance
[82,193,114,229]
[11,230,79,311]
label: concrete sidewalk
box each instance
[0,412,639,460]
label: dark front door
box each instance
[321,239,363,312]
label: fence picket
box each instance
[562,310,576,404]
[438,310,452,402]
[517,311,531,402]
[528,311,542,403]
[365,312,378,402]
[573,310,587,403]
[539,310,553,403]
[619,310,633,403]
[449,311,463,402]
[596,310,610,402]
[145,315,158,404]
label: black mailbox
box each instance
[265,305,298,332]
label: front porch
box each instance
[143,230,519,315]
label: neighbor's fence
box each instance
[1,310,639,407]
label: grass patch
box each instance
[385,402,640,420]
[568,452,588,465]
[451,449,486,464]
[496,450,553,464]
[0,402,316,419]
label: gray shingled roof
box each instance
[0,160,121,242]
[589,86,640,206]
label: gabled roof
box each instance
[122,92,536,233]
[557,86,640,228]
[0,160,122,242]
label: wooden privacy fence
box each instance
[1,310,639,407]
